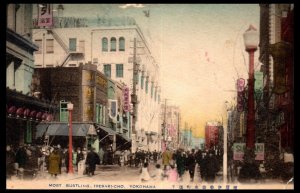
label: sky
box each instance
[34,4,260,137]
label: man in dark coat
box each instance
[203,150,219,182]
[15,145,28,169]
[175,149,185,180]
[85,148,100,176]
[186,149,197,182]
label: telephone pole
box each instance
[131,38,139,152]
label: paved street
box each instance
[6,160,293,190]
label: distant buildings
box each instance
[160,103,181,150]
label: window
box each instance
[69,64,77,67]
[60,100,69,122]
[96,103,103,124]
[104,64,111,78]
[69,38,77,51]
[145,77,149,94]
[141,75,144,89]
[46,64,53,67]
[119,37,125,51]
[102,37,108,52]
[79,40,85,53]
[46,39,54,53]
[34,39,42,54]
[110,37,116,51]
[116,64,123,78]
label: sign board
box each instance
[233,143,264,160]
[108,99,118,119]
[38,4,53,27]
[123,87,130,112]
[255,71,263,93]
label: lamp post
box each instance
[67,102,74,174]
[238,25,259,182]
[243,25,259,150]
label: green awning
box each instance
[36,123,97,137]
[35,123,50,138]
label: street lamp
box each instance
[243,25,259,150]
[238,25,259,182]
[67,102,74,174]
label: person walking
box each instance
[140,162,151,182]
[48,147,62,178]
[98,147,104,165]
[85,148,100,176]
[186,149,197,182]
[175,149,185,181]
[15,145,27,169]
[167,164,178,182]
[76,148,84,170]
[162,148,172,171]
[203,150,219,182]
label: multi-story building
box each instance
[6,4,55,146]
[31,6,161,151]
[259,4,294,154]
[34,63,131,152]
[205,121,222,150]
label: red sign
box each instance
[38,4,53,27]
[123,87,130,112]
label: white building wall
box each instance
[32,24,161,150]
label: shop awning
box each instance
[118,133,131,142]
[36,123,97,137]
[36,123,50,138]
[96,125,117,135]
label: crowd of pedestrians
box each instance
[138,147,221,183]
[7,143,222,183]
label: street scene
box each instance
[6,4,293,190]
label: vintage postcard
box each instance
[6,4,294,190]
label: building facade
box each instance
[31,11,161,151]
[259,4,294,154]
[6,4,55,147]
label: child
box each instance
[167,164,178,182]
[152,164,165,181]
[140,162,151,182]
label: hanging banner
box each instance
[37,4,53,27]
[123,87,130,112]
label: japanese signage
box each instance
[233,143,264,161]
[254,71,263,93]
[37,4,53,27]
[108,99,118,119]
[123,87,130,112]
